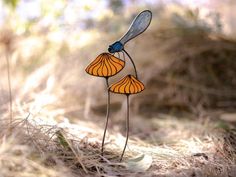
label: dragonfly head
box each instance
[108,41,123,53]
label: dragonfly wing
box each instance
[120,10,152,45]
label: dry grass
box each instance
[0,5,236,177]
[0,112,236,177]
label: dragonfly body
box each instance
[108,41,123,53]
[108,10,152,54]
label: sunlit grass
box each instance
[0,112,233,177]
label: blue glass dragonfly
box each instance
[108,10,152,78]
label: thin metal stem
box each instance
[120,94,129,162]
[122,49,138,79]
[117,52,120,59]
[6,51,13,127]
[121,50,126,62]
[101,77,110,156]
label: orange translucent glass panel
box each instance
[85,53,125,77]
[109,75,145,94]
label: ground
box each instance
[1,109,236,177]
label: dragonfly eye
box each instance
[108,46,113,53]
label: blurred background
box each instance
[0,0,236,176]
[0,0,235,120]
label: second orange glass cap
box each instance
[109,74,145,95]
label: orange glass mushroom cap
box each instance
[85,53,125,77]
[109,74,145,95]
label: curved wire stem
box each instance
[121,50,126,62]
[122,49,138,79]
[117,52,120,59]
[101,77,110,156]
[120,94,130,162]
